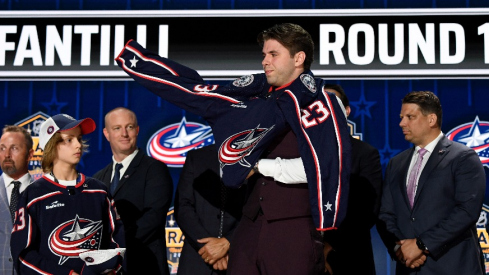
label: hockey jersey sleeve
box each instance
[10,191,75,275]
[116,40,243,121]
[276,75,352,230]
[106,196,125,250]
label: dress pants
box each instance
[228,214,325,275]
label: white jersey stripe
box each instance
[27,192,62,209]
[321,88,343,228]
[283,89,325,229]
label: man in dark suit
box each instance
[174,144,246,274]
[378,91,485,274]
[94,107,173,275]
[322,84,383,275]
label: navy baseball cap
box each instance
[39,114,96,150]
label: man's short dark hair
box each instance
[257,23,314,71]
[402,91,443,128]
[324,84,349,108]
[2,125,33,153]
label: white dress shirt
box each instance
[2,172,32,204]
[406,132,444,192]
[111,149,139,182]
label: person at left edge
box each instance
[10,114,125,275]
[0,125,34,275]
[94,107,174,275]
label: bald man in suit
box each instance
[94,107,173,275]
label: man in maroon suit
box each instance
[226,23,348,275]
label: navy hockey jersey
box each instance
[10,174,124,275]
[116,40,351,230]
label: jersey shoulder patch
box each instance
[300,74,316,93]
[232,75,254,87]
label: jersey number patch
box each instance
[12,208,26,232]
[301,100,330,128]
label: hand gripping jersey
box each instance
[10,174,124,274]
[117,40,351,230]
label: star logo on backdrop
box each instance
[130,56,139,68]
[147,117,215,167]
[456,117,489,147]
[447,116,489,167]
[167,216,176,227]
[41,91,68,116]
[379,143,401,167]
[164,120,212,148]
[350,92,376,119]
[324,201,332,211]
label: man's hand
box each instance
[246,169,255,179]
[409,254,427,269]
[398,239,426,268]
[198,237,230,265]
[323,242,334,274]
[212,255,229,270]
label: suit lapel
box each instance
[104,164,113,187]
[399,148,415,209]
[0,177,9,211]
[413,136,451,208]
[113,149,144,196]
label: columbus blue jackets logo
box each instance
[232,75,254,87]
[446,116,489,167]
[147,117,214,168]
[48,215,103,265]
[300,74,316,93]
[219,124,275,168]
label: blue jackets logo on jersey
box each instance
[300,74,316,93]
[219,124,275,168]
[48,215,103,265]
[233,75,254,87]
[147,117,214,168]
[446,116,489,167]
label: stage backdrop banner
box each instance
[1,9,489,80]
[2,8,489,275]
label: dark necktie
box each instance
[111,163,123,195]
[9,181,21,223]
[407,148,428,208]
